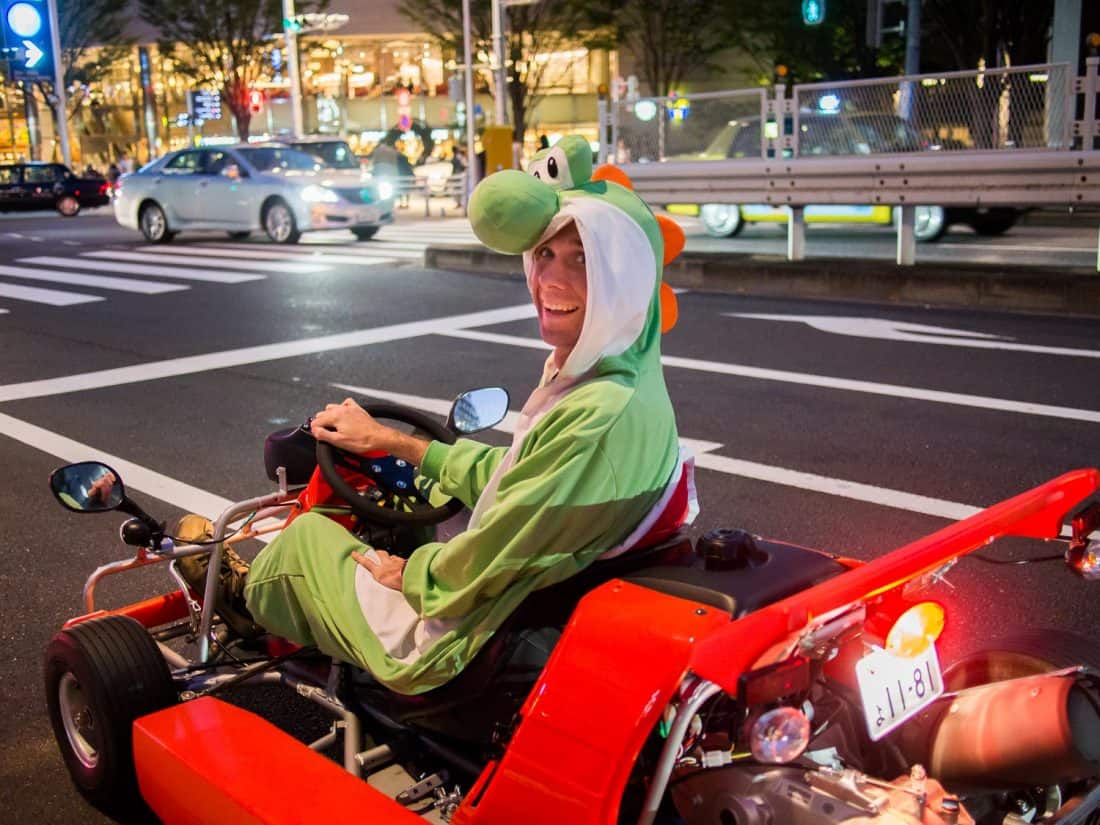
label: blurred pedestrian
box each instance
[118,152,134,174]
[105,162,121,184]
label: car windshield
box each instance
[293,141,359,170]
[236,147,321,173]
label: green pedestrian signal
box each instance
[802,0,825,25]
[283,16,303,33]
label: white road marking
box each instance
[330,381,725,456]
[22,256,263,284]
[0,303,537,402]
[440,329,1100,424]
[82,250,329,274]
[0,281,102,306]
[136,245,411,265]
[0,264,188,294]
[729,313,1100,359]
[940,242,1093,254]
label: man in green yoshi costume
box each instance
[182,135,696,695]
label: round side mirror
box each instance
[447,387,510,435]
[49,462,125,513]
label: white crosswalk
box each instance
[0,219,483,315]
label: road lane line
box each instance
[440,329,1100,424]
[136,245,412,264]
[22,256,263,284]
[940,242,1093,254]
[81,250,329,274]
[0,303,537,402]
[0,282,102,306]
[729,313,1100,359]
[0,264,188,294]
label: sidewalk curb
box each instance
[425,244,1100,318]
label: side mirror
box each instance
[447,387,510,435]
[49,461,125,513]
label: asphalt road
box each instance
[2,209,1099,823]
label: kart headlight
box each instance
[300,184,339,204]
[377,180,394,201]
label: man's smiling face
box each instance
[530,221,588,365]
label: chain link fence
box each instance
[791,63,1071,155]
[601,63,1074,163]
[607,89,768,164]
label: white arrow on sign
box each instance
[727,314,1100,359]
[22,40,43,68]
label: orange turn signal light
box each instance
[885,601,945,658]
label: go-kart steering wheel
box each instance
[315,403,464,528]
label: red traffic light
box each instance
[248,89,264,115]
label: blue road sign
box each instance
[1,0,54,81]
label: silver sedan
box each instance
[113,144,395,244]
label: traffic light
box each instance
[1,0,55,82]
[248,89,264,115]
[802,0,825,26]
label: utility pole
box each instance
[462,0,476,200]
[904,0,920,76]
[45,0,69,166]
[282,0,304,137]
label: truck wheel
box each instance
[699,204,743,238]
[44,615,176,812]
[913,206,947,242]
[967,208,1017,237]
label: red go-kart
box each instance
[44,390,1100,825]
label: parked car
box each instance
[112,144,395,244]
[0,162,110,216]
[668,113,1019,242]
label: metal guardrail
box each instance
[597,58,1100,267]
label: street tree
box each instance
[581,0,738,97]
[137,0,320,141]
[399,0,590,142]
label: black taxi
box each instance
[0,162,110,217]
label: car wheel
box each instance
[699,204,743,238]
[967,207,1017,237]
[57,195,81,217]
[226,231,251,240]
[139,202,174,243]
[351,226,379,241]
[44,615,176,812]
[913,206,947,242]
[263,199,300,244]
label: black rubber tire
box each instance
[263,199,301,244]
[351,226,379,241]
[967,208,1017,237]
[57,195,81,217]
[44,615,176,813]
[138,202,174,243]
[226,230,251,240]
[943,628,1100,690]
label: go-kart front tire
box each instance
[44,615,176,813]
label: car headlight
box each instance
[300,184,339,204]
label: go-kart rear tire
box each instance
[44,615,176,813]
[351,226,379,241]
[943,627,1100,690]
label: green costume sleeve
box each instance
[402,401,657,621]
[421,439,508,510]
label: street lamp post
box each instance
[491,0,506,127]
[462,0,476,201]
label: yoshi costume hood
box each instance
[246,136,693,694]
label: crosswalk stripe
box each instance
[23,256,263,284]
[0,264,188,294]
[82,250,328,274]
[135,245,410,265]
[196,240,429,255]
[0,308,9,315]
[0,282,102,306]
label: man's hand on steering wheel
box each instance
[311,398,428,467]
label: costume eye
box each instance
[547,156,558,178]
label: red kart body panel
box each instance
[130,469,1099,824]
[134,697,425,824]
